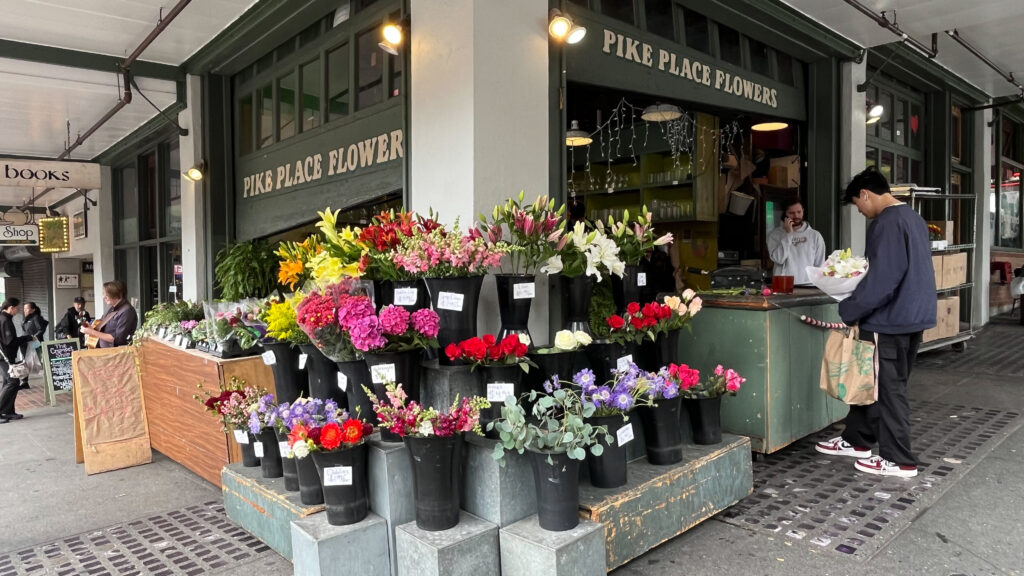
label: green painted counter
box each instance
[677,288,849,453]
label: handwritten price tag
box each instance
[279,441,291,456]
[233,430,249,444]
[338,372,348,392]
[261,351,277,366]
[437,292,464,311]
[323,466,353,486]
[394,287,418,306]
[616,423,634,446]
[487,382,516,402]
[370,363,396,384]
[513,282,536,299]
[298,354,308,370]
[253,442,265,458]
[616,355,633,372]
[637,272,647,287]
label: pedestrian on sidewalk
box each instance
[20,301,48,390]
[56,296,92,346]
[0,297,34,423]
[815,168,936,478]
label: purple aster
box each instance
[612,392,633,411]
[593,386,612,406]
[573,368,596,390]
[542,379,554,393]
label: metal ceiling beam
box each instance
[945,29,1024,97]
[841,0,938,59]
[0,39,182,82]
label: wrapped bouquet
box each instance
[806,249,869,301]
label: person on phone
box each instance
[766,198,825,286]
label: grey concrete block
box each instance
[499,515,606,576]
[395,511,499,576]
[368,438,415,576]
[462,435,536,526]
[421,363,481,410]
[291,512,390,576]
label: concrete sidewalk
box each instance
[1,319,1021,575]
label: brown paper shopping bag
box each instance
[819,326,877,406]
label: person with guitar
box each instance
[80,281,138,349]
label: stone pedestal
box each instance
[499,515,606,576]
[291,512,390,576]
[221,463,324,560]
[396,512,499,576]
[368,437,414,576]
[421,362,481,410]
[462,435,536,527]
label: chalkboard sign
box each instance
[42,338,80,405]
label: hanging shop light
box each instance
[565,120,593,147]
[641,103,682,122]
[183,162,205,182]
[751,121,789,132]
[549,9,586,44]
[379,19,407,55]
[866,103,884,124]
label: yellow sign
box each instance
[38,217,70,252]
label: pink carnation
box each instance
[411,309,440,338]
[379,305,411,336]
[349,316,386,352]
[714,364,724,377]
[337,296,376,331]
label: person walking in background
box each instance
[0,298,34,423]
[19,301,48,390]
[815,168,936,478]
[80,281,138,348]
[766,198,826,286]
[56,296,92,345]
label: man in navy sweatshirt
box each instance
[815,168,936,478]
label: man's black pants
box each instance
[0,361,19,415]
[840,330,922,467]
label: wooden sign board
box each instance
[72,347,152,474]
[41,338,78,407]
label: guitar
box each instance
[83,319,103,349]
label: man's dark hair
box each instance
[842,167,890,205]
[1,297,20,310]
[782,197,804,212]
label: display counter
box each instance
[678,287,848,453]
[137,338,276,485]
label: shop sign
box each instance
[241,129,404,199]
[0,224,39,246]
[0,159,101,189]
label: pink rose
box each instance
[714,364,724,376]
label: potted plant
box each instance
[680,364,746,444]
[445,333,534,435]
[214,239,283,301]
[637,364,695,465]
[256,297,308,404]
[283,398,347,505]
[481,192,565,343]
[488,382,611,531]
[290,416,375,525]
[587,302,658,379]
[596,207,673,313]
[575,364,655,488]
[528,330,591,400]
[246,393,284,479]
[370,383,489,531]
[194,377,264,468]
[541,220,626,335]
[359,208,443,309]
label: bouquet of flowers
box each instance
[603,301,664,346]
[533,329,591,354]
[678,364,745,399]
[927,224,944,242]
[204,300,265,349]
[572,364,656,417]
[444,334,534,371]
[276,234,323,291]
[392,218,509,278]
[661,363,700,399]
[596,206,673,266]
[655,289,703,334]
[806,248,869,301]
[337,299,441,353]
[369,382,490,438]
[295,281,367,362]
[481,192,565,275]
[287,418,373,457]
[541,221,625,281]
[361,209,444,281]
[263,296,310,346]
[193,376,264,433]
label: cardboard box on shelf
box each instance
[931,254,943,290]
[939,296,960,339]
[927,220,955,243]
[768,155,800,188]
[922,299,943,343]
[941,252,968,289]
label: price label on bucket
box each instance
[637,273,647,287]
[370,363,396,384]
[616,355,633,372]
[394,288,418,306]
[437,292,464,311]
[233,430,249,444]
[253,442,264,458]
[324,466,353,486]
[279,441,291,456]
[487,382,516,402]
[616,423,634,446]
[513,282,535,299]
[261,351,277,366]
[337,372,348,392]
[298,354,308,370]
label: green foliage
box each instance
[215,240,282,300]
[140,301,204,337]
[588,279,615,340]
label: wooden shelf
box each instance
[937,282,973,294]
[932,243,975,252]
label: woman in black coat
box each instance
[20,302,48,389]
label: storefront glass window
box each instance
[910,102,923,150]
[389,52,402,99]
[163,243,183,304]
[116,247,140,310]
[118,166,138,244]
[279,71,297,141]
[999,163,1021,247]
[879,91,893,142]
[894,98,907,147]
[896,154,908,184]
[911,159,921,185]
[1002,120,1019,159]
[683,10,709,54]
[776,52,794,86]
[302,60,321,131]
[276,38,296,61]
[645,0,674,41]
[328,43,351,119]
[880,150,894,183]
[167,142,181,237]
[601,0,635,26]
[865,146,878,170]
[258,84,274,148]
[142,151,158,240]
[718,24,742,66]
[238,94,253,156]
[299,20,322,47]
[748,39,771,76]
[356,28,383,110]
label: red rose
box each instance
[482,334,496,347]
[445,343,462,361]
[658,304,673,319]
[340,419,364,444]
[607,315,625,330]
[514,342,528,357]
[362,422,374,437]
[500,335,520,355]
[630,316,645,330]
[487,345,503,361]
[320,422,343,450]
[463,338,487,361]
[643,316,657,328]
[641,303,657,318]
[626,302,640,315]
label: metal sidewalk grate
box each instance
[0,501,274,576]
[719,400,1021,558]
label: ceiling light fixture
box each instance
[183,162,205,182]
[549,9,586,44]
[751,121,789,132]
[379,18,409,55]
[868,104,884,118]
[641,103,682,122]
[565,120,593,147]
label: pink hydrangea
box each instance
[349,316,386,352]
[379,305,410,336]
[411,308,440,338]
[337,296,376,331]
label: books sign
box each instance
[1,159,101,189]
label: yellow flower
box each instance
[309,253,363,286]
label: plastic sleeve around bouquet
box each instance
[294,278,373,362]
[805,264,868,302]
[203,299,263,346]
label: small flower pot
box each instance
[637,397,684,465]
[562,275,596,335]
[610,264,643,314]
[495,274,535,345]
[275,429,299,491]
[294,454,325,505]
[256,427,284,479]
[235,430,260,468]
[312,444,370,526]
[528,450,582,532]
[685,396,723,445]
[404,434,465,531]
[477,364,523,437]
[261,341,308,404]
[424,276,484,366]
[585,413,631,489]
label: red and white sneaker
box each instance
[815,436,872,458]
[854,455,918,478]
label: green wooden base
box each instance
[579,434,753,570]
[221,463,325,561]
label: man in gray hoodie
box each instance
[766,198,826,285]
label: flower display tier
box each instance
[291,512,391,576]
[395,512,500,576]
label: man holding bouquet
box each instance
[815,168,936,478]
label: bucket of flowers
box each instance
[588,302,659,378]
[194,376,265,467]
[678,364,746,445]
[596,206,673,312]
[445,333,534,435]
[281,397,347,506]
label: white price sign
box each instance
[370,363,396,384]
[233,430,249,444]
[279,441,291,456]
[253,442,265,457]
[261,351,277,366]
[616,355,633,372]
[616,423,634,446]
[637,273,647,287]
[323,466,353,486]
[437,292,464,311]
[513,282,535,299]
[393,287,418,306]
[487,382,516,402]
[298,353,308,370]
[338,372,349,391]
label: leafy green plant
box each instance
[140,301,204,337]
[215,240,283,300]
[588,279,615,340]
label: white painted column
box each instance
[409,0,552,343]
[178,74,208,302]
[973,108,992,327]
[839,58,867,255]
[94,165,117,307]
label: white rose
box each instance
[518,333,531,347]
[682,288,696,302]
[687,297,702,317]
[553,330,577,351]
[292,441,310,459]
[573,331,592,346]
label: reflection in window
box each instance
[896,154,908,184]
[894,98,906,146]
[718,25,741,66]
[865,146,878,170]
[258,84,273,148]
[302,60,321,131]
[776,51,794,86]
[238,93,253,156]
[910,102,923,150]
[357,28,383,110]
[601,0,634,25]
[684,10,709,53]
[999,167,1020,247]
[167,142,181,237]
[880,150,894,183]
[879,91,892,142]
[749,39,771,75]
[645,0,674,40]
[328,43,351,119]
[118,167,138,244]
[279,71,296,141]
[389,52,402,98]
